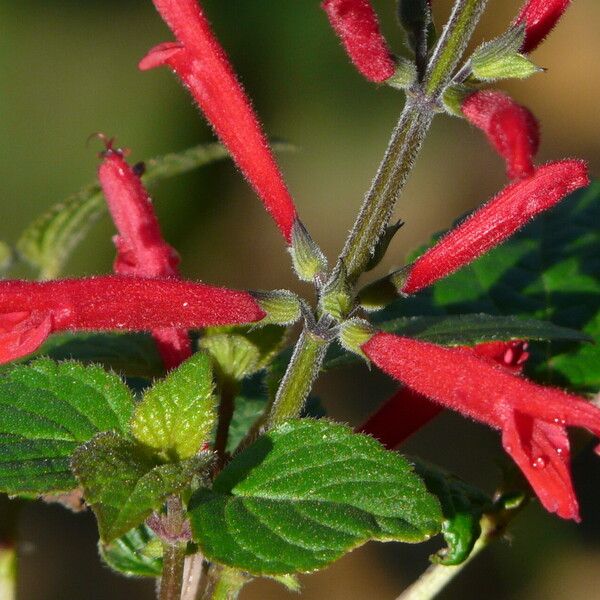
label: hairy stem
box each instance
[267,328,329,428]
[338,102,433,282]
[424,0,489,96]
[159,543,186,600]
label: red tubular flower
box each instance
[462,91,540,181]
[321,0,396,83]
[362,333,600,521]
[358,340,529,449]
[401,160,589,295]
[98,144,190,369]
[0,277,265,365]
[140,1,297,242]
[515,0,572,54]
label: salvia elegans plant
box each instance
[1,0,599,598]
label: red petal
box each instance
[501,409,579,521]
[402,160,589,295]
[515,0,572,53]
[0,311,53,365]
[462,91,539,181]
[152,328,192,371]
[143,2,298,242]
[322,0,396,83]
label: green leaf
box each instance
[376,314,591,345]
[0,359,134,495]
[131,353,216,461]
[17,141,293,279]
[413,460,491,566]
[99,524,163,578]
[42,333,164,378]
[188,420,442,575]
[394,181,600,391]
[72,432,204,542]
[324,314,589,371]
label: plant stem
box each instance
[213,378,238,470]
[181,553,206,600]
[201,566,247,600]
[267,328,329,428]
[424,0,489,96]
[159,543,186,600]
[337,102,434,282]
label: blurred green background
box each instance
[1,1,599,598]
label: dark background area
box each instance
[1,1,599,598]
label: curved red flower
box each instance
[401,160,589,295]
[141,1,297,242]
[321,0,396,83]
[358,340,529,449]
[462,91,540,181]
[0,277,265,365]
[362,332,600,521]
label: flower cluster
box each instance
[332,0,598,520]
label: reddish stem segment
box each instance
[321,0,396,83]
[141,0,297,242]
[0,277,265,365]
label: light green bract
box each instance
[131,353,216,460]
[0,359,134,495]
[188,419,442,575]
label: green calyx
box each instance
[289,220,328,282]
[253,290,302,326]
[338,318,375,357]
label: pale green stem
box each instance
[397,517,494,600]
[338,102,434,282]
[424,0,489,96]
[0,547,16,600]
[159,543,186,600]
[268,329,329,428]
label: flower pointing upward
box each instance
[141,0,298,242]
[98,139,190,369]
[321,0,397,83]
[360,332,600,521]
[0,277,266,365]
[515,0,572,54]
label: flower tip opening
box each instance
[139,42,184,71]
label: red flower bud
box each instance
[0,277,265,365]
[402,160,589,295]
[322,0,396,83]
[141,1,297,242]
[462,91,540,181]
[363,332,600,520]
[357,340,529,449]
[515,0,572,54]
[98,144,191,369]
